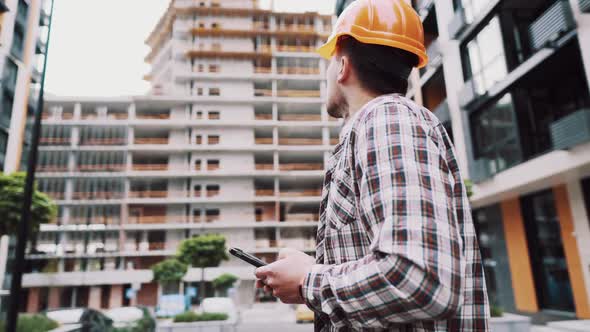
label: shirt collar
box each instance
[338,93,402,141]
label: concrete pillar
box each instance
[26,288,40,313]
[87,286,102,310]
[48,287,61,309]
[500,198,539,313]
[109,285,123,308]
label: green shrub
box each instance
[490,305,504,318]
[173,311,228,323]
[111,308,156,332]
[0,314,59,332]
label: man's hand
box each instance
[255,248,315,304]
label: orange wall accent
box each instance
[26,287,40,313]
[553,185,590,319]
[500,198,539,312]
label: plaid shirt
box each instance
[301,94,490,331]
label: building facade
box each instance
[0,0,52,315]
[23,0,334,312]
[408,0,590,321]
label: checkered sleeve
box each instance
[301,102,465,329]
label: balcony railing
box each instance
[129,215,188,224]
[255,189,275,197]
[132,164,169,171]
[77,164,126,172]
[136,113,170,120]
[254,67,272,74]
[279,163,323,171]
[255,114,273,120]
[276,45,315,52]
[255,163,274,170]
[280,189,322,197]
[44,192,65,200]
[148,242,166,251]
[550,109,590,150]
[255,138,274,145]
[278,138,322,146]
[134,138,169,145]
[37,165,68,172]
[277,67,320,75]
[276,24,315,32]
[285,213,319,222]
[528,0,576,52]
[279,114,321,121]
[129,190,168,198]
[40,137,70,145]
[254,89,273,97]
[80,138,126,146]
[72,192,122,200]
[277,90,321,98]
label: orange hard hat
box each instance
[317,0,428,69]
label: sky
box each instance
[45,0,336,98]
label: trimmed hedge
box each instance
[173,311,228,323]
[0,314,59,332]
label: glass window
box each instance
[521,190,575,312]
[470,93,522,174]
[456,0,489,23]
[463,17,507,94]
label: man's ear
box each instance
[336,55,352,85]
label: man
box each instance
[255,0,490,331]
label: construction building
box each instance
[22,0,334,312]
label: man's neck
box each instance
[343,92,380,124]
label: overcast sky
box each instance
[45,0,336,97]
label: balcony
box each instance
[148,242,166,251]
[278,138,322,146]
[129,191,169,199]
[80,138,126,146]
[72,192,122,200]
[278,114,321,122]
[255,114,273,121]
[255,163,274,170]
[280,189,322,197]
[255,137,273,145]
[255,189,275,197]
[276,45,315,53]
[551,109,590,150]
[285,213,319,222]
[45,192,65,200]
[37,165,68,173]
[277,90,321,98]
[134,137,169,145]
[136,112,170,120]
[277,67,320,75]
[581,0,590,12]
[40,137,70,146]
[279,163,323,171]
[254,67,272,74]
[254,89,273,97]
[132,164,168,171]
[277,24,316,32]
[77,164,125,172]
[528,1,576,52]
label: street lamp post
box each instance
[6,0,55,331]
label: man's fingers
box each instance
[264,285,273,293]
[255,279,266,289]
[255,266,271,279]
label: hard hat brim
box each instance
[316,31,429,69]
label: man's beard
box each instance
[327,90,348,119]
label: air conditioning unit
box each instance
[580,0,590,13]
[528,1,576,52]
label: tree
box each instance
[0,173,57,237]
[177,234,229,300]
[212,273,238,297]
[151,258,188,295]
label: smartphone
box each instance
[229,247,267,267]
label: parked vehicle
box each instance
[45,308,113,332]
[104,306,156,331]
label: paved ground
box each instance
[237,322,313,332]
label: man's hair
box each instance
[337,36,419,95]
